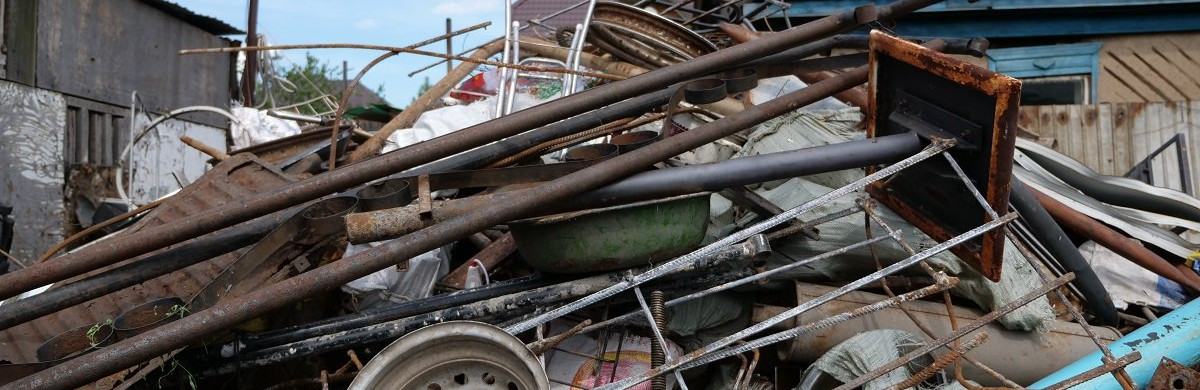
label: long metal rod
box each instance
[8,14,957,385]
[600,212,1015,390]
[0,211,294,331]
[206,268,751,375]
[584,225,868,333]
[506,137,953,335]
[829,272,1075,390]
[1039,352,1141,390]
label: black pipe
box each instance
[1009,179,1118,325]
[571,133,923,208]
[403,89,674,175]
[0,211,295,331]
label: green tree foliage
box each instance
[257,53,386,116]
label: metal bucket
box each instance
[510,193,710,273]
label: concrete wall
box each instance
[0,80,66,267]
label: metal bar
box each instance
[1029,184,1200,291]
[506,137,954,335]
[600,212,1015,390]
[206,268,750,375]
[1040,352,1141,390]
[882,332,989,390]
[829,272,1075,390]
[611,275,957,390]
[0,210,294,331]
[0,0,930,304]
[943,152,999,219]
[1006,229,1136,388]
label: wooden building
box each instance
[0,0,240,270]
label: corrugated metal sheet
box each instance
[0,155,294,366]
[1018,101,1200,195]
[1098,33,1200,102]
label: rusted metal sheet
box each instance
[124,154,295,235]
[1146,357,1200,390]
[866,31,1022,281]
[0,154,294,370]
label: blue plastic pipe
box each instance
[1030,298,1200,389]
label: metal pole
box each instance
[445,18,453,73]
[0,0,925,301]
[0,211,293,331]
[242,0,259,105]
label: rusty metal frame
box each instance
[865,30,1022,281]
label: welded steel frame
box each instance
[865,30,1021,282]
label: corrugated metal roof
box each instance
[139,0,244,36]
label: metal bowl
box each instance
[510,193,710,273]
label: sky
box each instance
[174,0,507,105]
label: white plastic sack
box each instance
[1080,241,1188,310]
[342,241,449,310]
[230,107,301,149]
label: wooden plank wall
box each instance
[1018,101,1200,196]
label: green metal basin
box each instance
[510,193,710,274]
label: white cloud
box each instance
[432,0,502,16]
[355,18,379,30]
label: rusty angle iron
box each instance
[865,31,1022,281]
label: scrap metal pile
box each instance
[2,1,1199,389]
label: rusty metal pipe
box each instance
[0,0,922,302]
[346,133,923,244]
[0,211,294,331]
[1027,185,1200,292]
[4,2,946,388]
